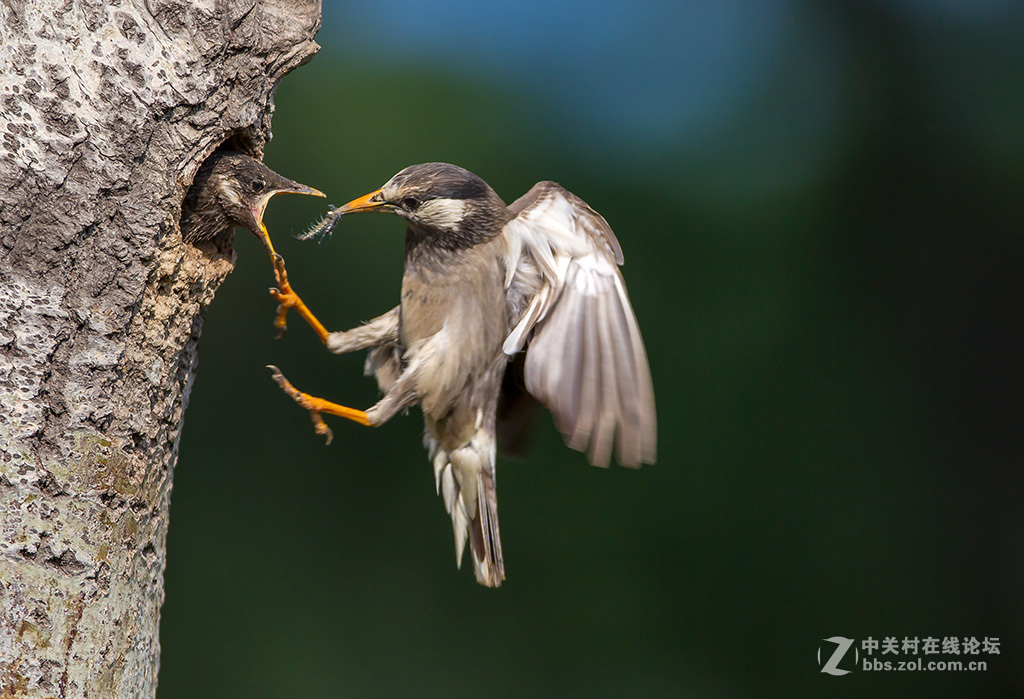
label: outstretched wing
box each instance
[500,182,656,467]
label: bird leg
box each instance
[268,356,421,443]
[325,306,400,355]
[268,254,331,343]
[268,365,371,444]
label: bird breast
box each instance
[399,238,510,422]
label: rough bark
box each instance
[0,2,320,696]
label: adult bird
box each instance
[180,150,326,333]
[270,163,656,587]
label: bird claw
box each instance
[267,365,334,444]
[271,252,288,277]
[312,416,334,445]
[270,286,297,337]
[271,253,291,291]
[269,254,298,336]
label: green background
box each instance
[159,2,1022,696]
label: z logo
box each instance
[818,636,858,676]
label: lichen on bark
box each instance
[0,1,320,696]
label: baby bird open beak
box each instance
[246,179,326,257]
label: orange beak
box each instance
[298,188,394,242]
[334,188,389,215]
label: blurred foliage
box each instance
[160,2,1022,697]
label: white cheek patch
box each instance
[419,198,467,231]
[221,182,243,207]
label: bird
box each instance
[269,163,656,587]
[180,150,327,333]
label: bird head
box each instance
[323,163,508,249]
[207,152,325,239]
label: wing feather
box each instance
[501,182,656,467]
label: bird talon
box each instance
[269,283,301,337]
[271,253,289,284]
[311,415,334,445]
[270,286,297,307]
[268,365,324,437]
[267,365,370,438]
[266,272,330,344]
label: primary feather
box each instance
[500,182,656,467]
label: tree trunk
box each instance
[0,2,320,696]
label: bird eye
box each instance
[402,197,421,211]
[251,177,266,192]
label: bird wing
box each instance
[500,182,656,467]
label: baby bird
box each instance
[180,150,323,254]
[180,150,326,333]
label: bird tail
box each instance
[468,467,504,587]
[431,434,505,587]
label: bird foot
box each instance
[267,365,372,444]
[268,254,331,343]
[269,254,297,337]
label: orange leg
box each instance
[268,254,331,343]
[268,365,371,444]
[247,224,315,339]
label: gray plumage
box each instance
[286,163,656,587]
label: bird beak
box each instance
[247,180,326,256]
[333,188,389,215]
[254,181,326,230]
[280,181,327,199]
[294,187,391,243]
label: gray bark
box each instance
[0,2,320,696]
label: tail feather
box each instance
[452,498,471,566]
[468,468,504,587]
[429,434,505,587]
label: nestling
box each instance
[180,150,328,333]
[181,150,325,253]
[270,163,656,587]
